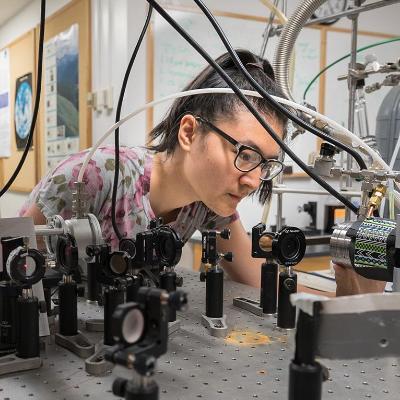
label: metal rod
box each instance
[345,1,361,220]
[276,192,283,230]
[272,187,361,196]
[305,0,400,26]
[34,225,64,236]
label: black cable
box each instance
[146,0,358,214]
[0,0,46,198]
[111,5,153,240]
[193,0,367,171]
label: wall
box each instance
[0,0,399,231]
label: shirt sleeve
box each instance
[18,150,111,221]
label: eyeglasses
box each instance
[194,115,284,181]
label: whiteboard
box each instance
[152,10,322,173]
[325,31,400,137]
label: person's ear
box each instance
[177,115,198,152]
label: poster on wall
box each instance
[0,48,11,157]
[44,24,79,172]
[14,72,33,151]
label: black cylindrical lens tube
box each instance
[16,296,39,358]
[277,270,297,329]
[260,262,278,314]
[59,279,78,336]
[160,270,177,322]
[86,261,100,303]
[104,286,125,346]
[206,269,223,318]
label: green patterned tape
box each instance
[354,218,396,269]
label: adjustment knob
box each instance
[223,252,233,262]
[220,229,231,240]
[284,278,296,291]
[175,275,183,287]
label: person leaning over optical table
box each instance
[18,50,384,297]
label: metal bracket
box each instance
[55,331,95,358]
[85,343,114,376]
[168,319,181,336]
[201,314,228,338]
[0,354,41,376]
[233,297,265,317]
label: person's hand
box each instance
[333,263,386,296]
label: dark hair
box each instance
[148,49,288,204]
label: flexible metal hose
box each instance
[273,0,327,100]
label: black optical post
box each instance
[289,308,326,400]
[55,234,95,358]
[200,229,232,337]
[85,243,132,376]
[157,225,184,323]
[233,224,306,330]
[0,239,47,375]
[278,267,298,329]
[260,262,279,314]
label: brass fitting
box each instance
[366,184,387,217]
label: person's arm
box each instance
[216,218,334,296]
[20,204,47,250]
[333,263,386,296]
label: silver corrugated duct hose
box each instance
[273,0,327,101]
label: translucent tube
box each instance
[78,87,400,206]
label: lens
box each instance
[109,252,129,275]
[235,148,262,171]
[260,160,283,181]
[258,234,274,253]
[14,255,36,278]
[280,235,300,260]
[159,236,173,260]
[156,227,183,267]
[121,308,145,344]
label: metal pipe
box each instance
[272,187,361,196]
[276,192,283,230]
[34,225,64,236]
[305,0,400,26]
[345,1,361,220]
[273,0,327,100]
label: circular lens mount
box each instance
[272,226,306,266]
[108,251,131,276]
[6,246,46,286]
[156,226,183,267]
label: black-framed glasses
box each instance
[194,115,284,181]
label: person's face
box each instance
[178,110,283,217]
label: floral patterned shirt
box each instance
[19,146,238,249]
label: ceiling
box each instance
[0,0,32,28]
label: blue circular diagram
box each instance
[15,80,33,140]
